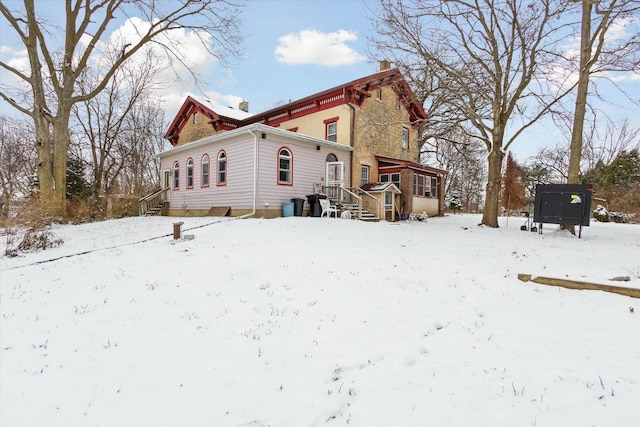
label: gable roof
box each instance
[361,181,401,194]
[165,68,428,145]
[164,96,254,144]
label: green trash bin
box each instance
[282,202,294,217]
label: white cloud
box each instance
[274,29,365,67]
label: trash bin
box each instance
[291,198,305,216]
[282,202,294,217]
[306,194,327,217]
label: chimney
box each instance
[239,100,249,112]
[379,60,391,71]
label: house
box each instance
[146,62,448,219]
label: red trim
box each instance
[277,146,293,186]
[287,127,298,132]
[217,150,227,187]
[186,157,194,189]
[164,69,429,143]
[375,154,449,175]
[325,118,338,141]
[200,153,210,188]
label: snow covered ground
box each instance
[1,214,639,427]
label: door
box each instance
[326,161,344,200]
[163,170,171,202]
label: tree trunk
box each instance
[567,0,593,185]
[481,148,504,227]
[51,118,71,217]
[34,114,54,216]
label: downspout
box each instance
[240,126,259,218]
[346,90,355,188]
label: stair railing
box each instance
[139,188,168,216]
[355,187,380,219]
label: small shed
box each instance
[361,182,401,221]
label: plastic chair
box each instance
[319,199,339,218]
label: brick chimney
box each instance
[379,60,391,71]
[239,100,249,112]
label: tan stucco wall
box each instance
[412,197,440,216]
[175,113,221,146]
[277,105,352,147]
[352,86,420,186]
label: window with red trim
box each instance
[201,154,209,187]
[186,158,194,188]
[324,117,339,142]
[173,162,179,190]
[278,148,292,185]
[217,151,227,185]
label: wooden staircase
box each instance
[144,201,166,216]
[139,188,169,216]
[338,202,380,222]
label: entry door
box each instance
[326,161,344,200]
[163,170,171,202]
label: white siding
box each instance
[159,128,352,213]
[160,135,255,211]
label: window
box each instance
[376,88,382,100]
[402,127,409,149]
[193,112,198,124]
[412,174,436,197]
[361,165,370,186]
[278,148,292,185]
[396,97,401,110]
[217,151,227,185]
[326,153,338,162]
[186,158,194,188]
[324,117,339,142]
[173,161,179,190]
[201,154,209,187]
[413,174,426,197]
[380,173,401,188]
[391,173,401,188]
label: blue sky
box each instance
[192,0,378,113]
[1,0,638,161]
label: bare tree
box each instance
[531,115,639,182]
[71,47,165,200]
[566,0,640,185]
[421,127,486,213]
[0,116,37,218]
[369,0,577,227]
[116,99,169,195]
[0,0,243,218]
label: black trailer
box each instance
[533,184,593,238]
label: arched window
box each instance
[173,161,179,190]
[217,151,227,185]
[201,154,210,187]
[326,153,338,162]
[278,148,292,185]
[186,158,194,188]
